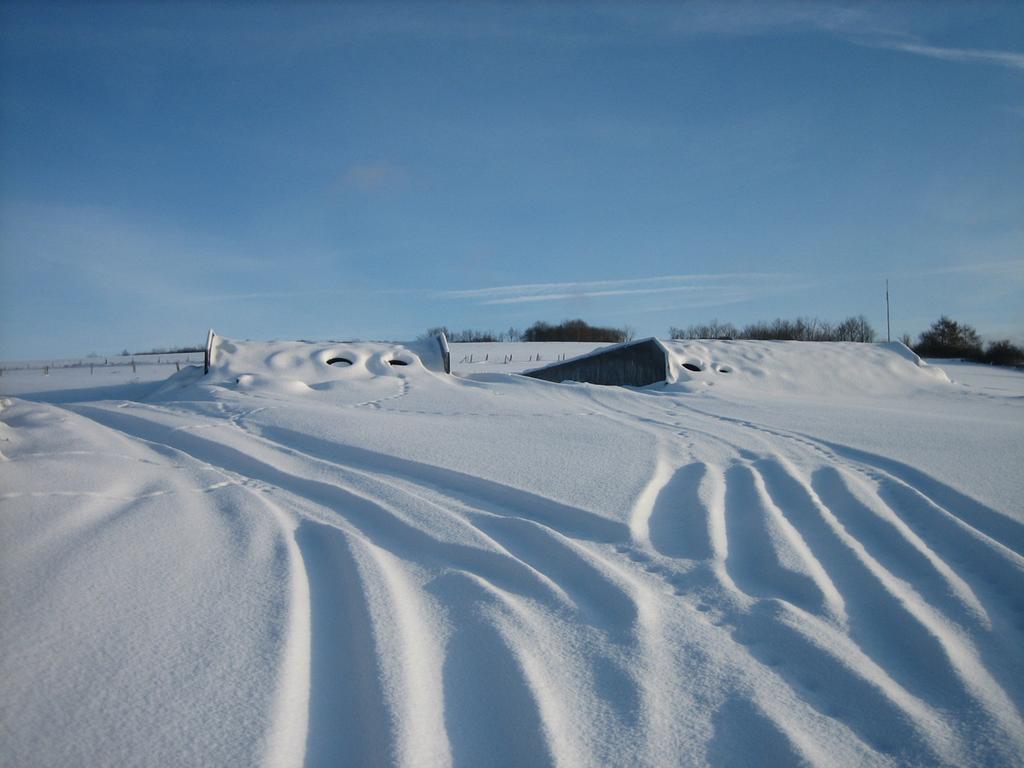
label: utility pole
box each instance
[885,279,891,343]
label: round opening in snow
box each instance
[717,366,732,374]
[682,362,702,372]
[388,359,408,366]
[326,357,353,366]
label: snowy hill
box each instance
[2,338,1023,767]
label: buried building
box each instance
[523,337,671,387]
[522,337,949,392]
[190,331,453,400]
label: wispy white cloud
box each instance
[442,272,802,307]
[12,3,1018,74]
[444,273,777,298]
[480,285,706,305]
[602,2,1024,72]
[859,39,1024,71]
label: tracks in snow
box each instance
[578,387,1024,765]
[68,402,650,765]
[65,390,1024,768]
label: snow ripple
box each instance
[3,352,1022,767]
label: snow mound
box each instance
[4,339,1023,768]
[176,336,449,400]
[662,340,950,396]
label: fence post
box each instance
[204,329,216,375]
[434,333,451,374]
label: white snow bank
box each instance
[208,335,447,384]
[466,338,949,397]
[662,340,950,395]
[2,339,1022,767]
[0,399,304,767]
[133,336,454,405]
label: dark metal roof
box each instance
[522,337,668,387]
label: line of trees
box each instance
[669,314,1022,366]
[133,345,205,355]
[423,327,506,343]
[425,314,1022,367]
[424,319,633,344]
[669,315,876,343]
[521,319,633,343]
[911,316,1023,366]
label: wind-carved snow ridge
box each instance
[2,338,1022,767]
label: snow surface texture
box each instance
[2,338,1023,767]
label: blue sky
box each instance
[1,1,1022,358]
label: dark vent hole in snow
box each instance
[326,357,353,366]
[717,366,732,374]
[682,363,702,372]
[388,359,408,366]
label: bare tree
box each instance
[671,316,875,342]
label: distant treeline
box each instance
[670,315,876,343]
[424,327,508,343]
[521,319,633,343]
[133,345,205,355]
[910,316,1023,366]
[425,319,633,344]
[668,315,1023,367]
[426,314,1021,367]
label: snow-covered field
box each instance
[2,338,1023,767]
[0,352,202,400]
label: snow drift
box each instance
[661,339,950,395]
[2,338,1022,767]
[522,337,949,395]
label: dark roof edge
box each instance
[522,336,664,375]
